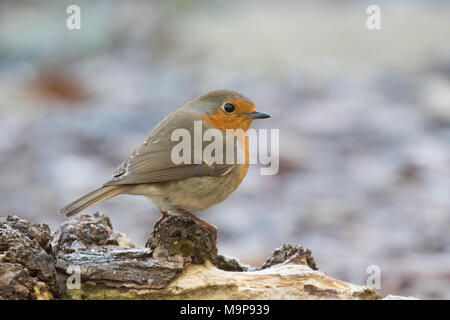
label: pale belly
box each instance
[126,165,245,214]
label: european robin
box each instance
[60,89,270,234]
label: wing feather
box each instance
[104,144,234,186]
[104,110,234,186]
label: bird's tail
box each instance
[59,186,125,217]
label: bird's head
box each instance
[191,89,270,131]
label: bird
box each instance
[60,89,270,235]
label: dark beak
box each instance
[244,111,271,119]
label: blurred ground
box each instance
[1,0,449,299]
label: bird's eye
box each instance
[223,103,235,113]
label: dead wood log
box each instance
[0,212,394,300]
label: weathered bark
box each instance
[51,212,134,255]
[0,216,60,299]
[0,212,409,300]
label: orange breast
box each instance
[201,98,254,188]
[236,135,250,187]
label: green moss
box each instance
[63,288,83,300]
[352,288,382,300]
[173,239,195,256]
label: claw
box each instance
[154,210,169,229]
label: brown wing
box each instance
[104,139,234,186]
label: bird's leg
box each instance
[183,212,217,241]
[178,210,218,241]
[154,210,169,229]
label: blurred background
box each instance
[1,0,449,299]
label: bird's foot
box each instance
[154,210,169,229]
[178,210,218,243]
